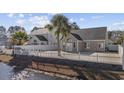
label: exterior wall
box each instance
[65,34,83,52]
[66,40,105,52]
[65,41,83,52]
[81,40,106,52]
[65,33,106,52]
[78,41,84,52]
[45,33,57,45]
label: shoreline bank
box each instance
[0,54,124,80]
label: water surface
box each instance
[0,62,63,80]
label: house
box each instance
[0,34,8,46]
[108,31,124,44]
[28,27,107,52]
[28,28,57,45]
[65,27,107,52]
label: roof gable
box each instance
[30,28,49,35]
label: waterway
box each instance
[0,62,63,80]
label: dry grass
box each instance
[0,54,13,63]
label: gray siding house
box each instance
[65,27,107,52]
[0,35,8,46]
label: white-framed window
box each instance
[41,42,44,45]
[33,40,38,45]
[85,42,90,49]
[99,43,104,48]
[73,42,76,48]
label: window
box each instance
[85,42,90,49]
[41,42,44,45]
[99,43,104,48]
[86,42,90,48]
[33,40,37,45]
[67,38,71,42]
[73,42,76,48]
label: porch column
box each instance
[77,40,79,52]
[122,42,124,70]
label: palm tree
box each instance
[45,14,71,56]
[11,31,28,45]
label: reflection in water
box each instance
[0,63,63,80]
[0,63,13,80]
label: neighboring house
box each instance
[65,27,107,52]
[0,35,8,46]
[0,26,7,46]
[28,28,57,45]
[108,31,124,43]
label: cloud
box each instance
[28,14,32,16]
[7,13,15,18]
[113,22,124,26]
[69,18,74,22]
[19,14,24,18]
[80,18,85,21]
[91,16,104,20]
[28,16,50,28]
[16,19,25,26]
[48,13,57,16]
[109,21,124,30]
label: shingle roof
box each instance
[71,33,82,40]
[72,27,107,40]
[30,28,49,35]
[36,35,48,41]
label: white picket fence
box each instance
[107,45,118,52]
[3,45,122,65]
[14,45,58,51]
[0,45,5,49]
[118,45,123,57]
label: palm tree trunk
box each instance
[57,34,61,56]
[12,40,14,56]
[19,39,21,45]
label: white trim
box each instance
[83,40,106,42]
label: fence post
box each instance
[79,52,80,60]
[97,52,98,62]
[122,42,124,70]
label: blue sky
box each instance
[0,13,124,33]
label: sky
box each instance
[0,13,124,34]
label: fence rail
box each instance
[3,48,121,65]
[14,45,58,51]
